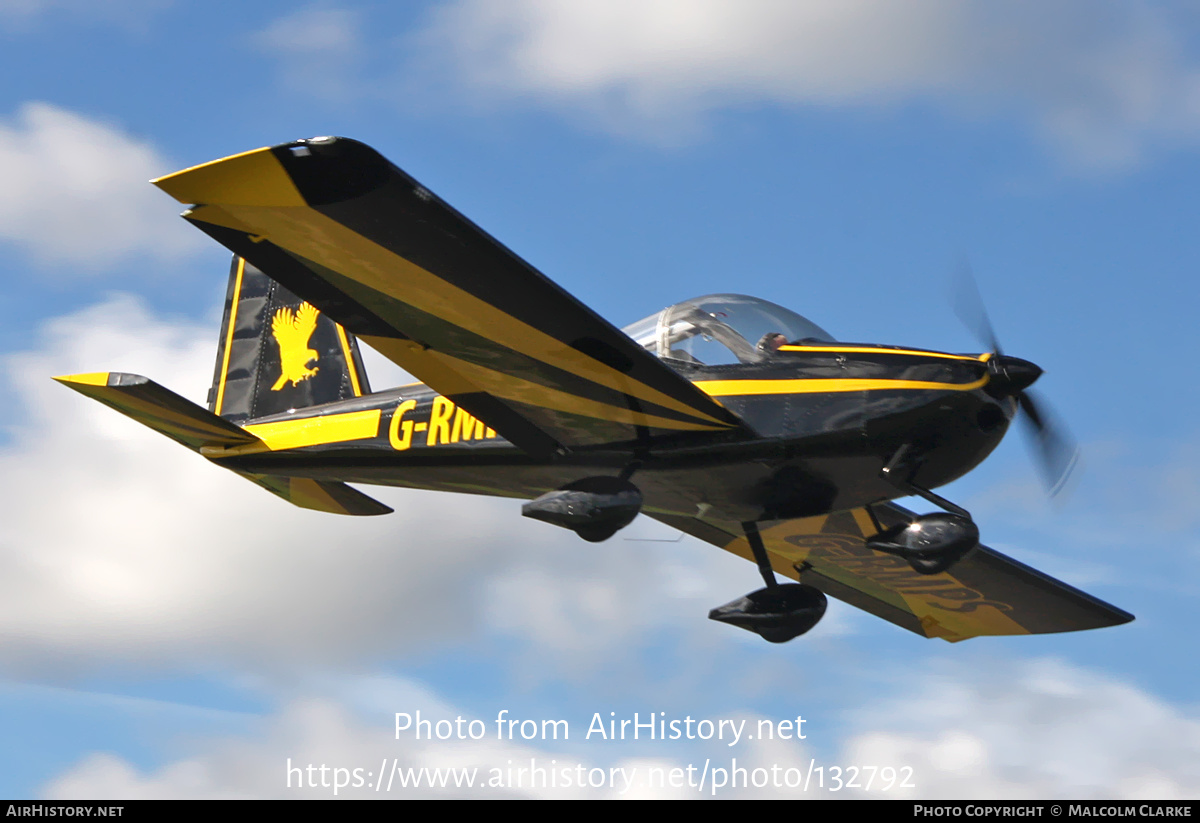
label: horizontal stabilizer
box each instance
[233,472,393,516]
[54,372,391,516]
[54,372,258,451]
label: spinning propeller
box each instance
[952,262,1080,496]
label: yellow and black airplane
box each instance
[56,137,1132,644]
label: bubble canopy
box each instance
[622,294,835,366]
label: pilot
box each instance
[757,332,788,355]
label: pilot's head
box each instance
[757,332,787,354]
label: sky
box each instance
[0,0,1198,799]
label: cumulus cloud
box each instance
[0,296,535,669]
[12,303,1198,800]
[42,658,1200,798]
[417,0,1200,169]
[0,296,758,674]
[0,103,201,268]
[846,657,1200,799]
[0,1,169,37]
[252,6,365,100]
[43,687,695,799]
[39,673,833,799]
[0,0,44,15]
[255,6,360,56]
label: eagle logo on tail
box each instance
[270,302,321,390]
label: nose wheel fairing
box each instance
[865,512,980,576]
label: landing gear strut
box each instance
[868,445,981,575]
[708,521,827,643]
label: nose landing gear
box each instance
[865,511,979,575]
[868,444,982,575]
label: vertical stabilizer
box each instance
[209,256,371,423]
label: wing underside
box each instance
[153,139,749,457]
[652,503,1133,641]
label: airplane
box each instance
[55,136,1133,644]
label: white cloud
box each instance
[0,297,529,669]
[42,679,708,799]
[11,301,1196,799]
[418,0,1200,169]
[38,674,844,800]
[0,1,169,36]
[0,103,202,268]
[252,7,365,101]
[962,435,1200,595]
[0,0,45,15]
[0,296,758,674]
[42,658,1200,799]
[24,300,1198,801]
[846,658,1200,799]
[255,6,360,56]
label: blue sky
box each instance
[0,0,1197,798]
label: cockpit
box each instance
[622,294,835,366]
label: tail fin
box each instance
[210,256,371,423]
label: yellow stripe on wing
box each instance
[287,477,346,513]
[367,336,731,434]
[153,147,306,208]
[360,336,483,397]
[754,510,1030,640]
[181,203,731,428]
[428,350,733,433]
[53,372,110,387]
[896,589,1031,640]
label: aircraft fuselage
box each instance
[208,342,1013,524]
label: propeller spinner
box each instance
[953,263,1080,496]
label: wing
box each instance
[153,139,749,457]
[652,503,1133,641]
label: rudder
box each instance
[210,256,371,423]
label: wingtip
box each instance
[152,145,305,207]
[53,372,110,387]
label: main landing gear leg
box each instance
[745,520,778,590]
[867,446,981,575]
[708,521,828,643]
